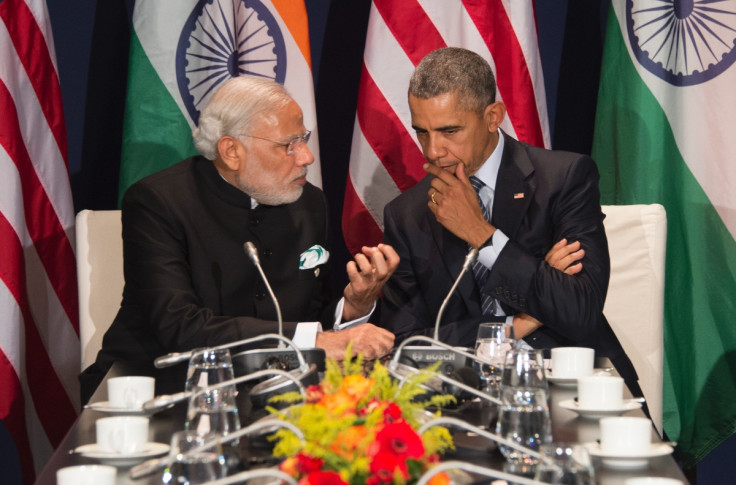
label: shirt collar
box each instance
[473,130,504,191]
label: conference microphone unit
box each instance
[141,367,314,414]
[154,332,324,371]
[129,419,305,479]
[388,335,502,406]
[234,242,327,374]
[398,248,478,374]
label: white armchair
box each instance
[75,210,124,370]
[602,204,667,435]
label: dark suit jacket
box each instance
[382,134,640,393]
[81,156,336,399]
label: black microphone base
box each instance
[232,348,326,376]
[400,345,472,375]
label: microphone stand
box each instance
[391,363,502,407]
[142,368,307,414]
[244,241,285,348]
[129,419,305,479]
[417,460,552,485]
[202,469,298,485]
[434,247,478,340]
[389,335,503,405]
[154,333,307,369]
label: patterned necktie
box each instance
[469,176,496,316]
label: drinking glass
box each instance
[474,338,514,397]
[186,387,241,437]
[496,387,552,468]
[185,348,235,392]
[501,348,548,390]
[534,442,595,484]
[162,430,227,485]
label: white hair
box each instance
[192,76,292,160]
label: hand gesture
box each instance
[342,244,399,321]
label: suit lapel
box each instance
[493,135,535,238]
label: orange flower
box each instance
[318,390,358,414]
[280,456,299,477]
[340,374,375,401]
[331,425,371,459]
[425,471,452,485]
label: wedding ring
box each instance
[431,192,437,205]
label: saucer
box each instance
[559,398,642,419]
[584,442,673,469]
[75,442,169,467]
[85,401,150,416]
[547,368,611,387]
[547,375,578,388]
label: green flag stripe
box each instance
[593,10,736,467]
[119,30,197,205]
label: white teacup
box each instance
[96,416,149,454]
[600,416,651,457]
[550,347,595,379]
[57,464,116,485]
[107,375,155,409]
[578,375,624,410]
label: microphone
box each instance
[417,416,547,462]
[201,469,298,485]
[244,241,284,347]
[396,248,477,374]
[434,247,478,340]
[418,461,552,485]
[388,335,502,405]
[142,368,311,414]
[154,333,301,368]
[129,419,305,479]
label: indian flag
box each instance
[592,1,736,467]
[119,0,321,202]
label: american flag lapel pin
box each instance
[514,192,525,199]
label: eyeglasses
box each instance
[238,130,311,155]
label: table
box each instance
[35,360,689,485]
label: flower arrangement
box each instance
[267,347,456,485]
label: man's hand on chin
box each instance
[315,324,395,360]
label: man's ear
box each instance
[484,101,507,133]
[217,136,244,170]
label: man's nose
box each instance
[295,143,315,166]
[426,133,445,160]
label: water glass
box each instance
[186,387,241,437]
[496,387,552,467]
[534,442,595,484]
[474,337,514,397]
[162,430,227,485]
[476,322,511,341]
[501,348,548,390]
[185,348,235,392]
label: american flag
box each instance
[0,0,79,482]
[342,0,550,255]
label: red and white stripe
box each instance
[342,0,549,255]
[0,0,79,481]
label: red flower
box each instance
[296,453,324,474]
[382,402,403,423]
[372,421,425,459]
[298,471,348,485]
[305,385,324,404]
[369,450,409,482]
